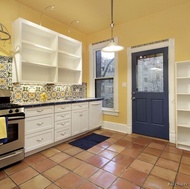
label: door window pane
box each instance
[96,51,115,78]
[136,53,163,92]
[95,78,113,108]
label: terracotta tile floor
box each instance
[1,129,190,189]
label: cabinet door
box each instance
[72,110,81,135]
[72,109,89,135]
[80,109,89,132]
[89,101,102,130]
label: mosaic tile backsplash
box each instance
[0,56,87,103]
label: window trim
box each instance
[89,37,119,116]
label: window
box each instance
[89,38,119,115]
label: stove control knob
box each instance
[9,109,13,113]
[15,109,19,113]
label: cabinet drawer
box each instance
[25,114,54,134]
[72,102,88,110]
[55,104,71,113]
[55,127,71,142]
[25,106,54,117]
[55,119,71,129]
[25,129,54,152]
[55,112,71,121]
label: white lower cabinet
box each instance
[24,100,102,153]
[72,102,89,135]
[89,101,102,130]
[25,129,54,152]
[54,104,72,141]
[25,106,54,152]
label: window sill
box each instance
[102,109,119,116]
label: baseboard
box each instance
[102,121,131,134]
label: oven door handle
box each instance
[0,150,23,161]
[8,116,25,120]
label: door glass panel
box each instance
[136,53,163,92]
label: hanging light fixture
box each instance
[102,0,124,52]
[68,20,80,35]
[40,4,55,26]
[0,23,11,41]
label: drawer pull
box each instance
[37,122,43,126]
[36,138,43,142]
[80,114,83,117]
[61,122,66,126]
[61,132,66,136]
[61,107,66,109]
[61,115,66,118]
[37,109,43,112]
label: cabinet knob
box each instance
[61,122,66,126]
[37,109,43,112]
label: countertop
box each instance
[19,97,103,108]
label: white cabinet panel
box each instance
[72,103,89,135]
[25,106,54,117]
[89,101,102,130]
[25,129,54,152]
[25,114,54,134]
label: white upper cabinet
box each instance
[12,18,82,84]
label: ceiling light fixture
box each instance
[40,4,55,26]
[0,23,11,41]
[102,0,124,52]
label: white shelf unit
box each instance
[12,18,82,84]
[176,61,190,151]
[57,36,82,84]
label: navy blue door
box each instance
[132,47,169,140]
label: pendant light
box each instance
[102,0,124,52]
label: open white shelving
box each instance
[12,18,82,84]
[176,61,190,151]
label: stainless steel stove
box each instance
[0,89,25,169]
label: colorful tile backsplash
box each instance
[0,56,87,103]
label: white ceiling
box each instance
[16,0,189,34]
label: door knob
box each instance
[132,97,136,100]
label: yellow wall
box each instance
[87,1,190,124]
[1,0,190,126]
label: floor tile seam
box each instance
[134,147,164,188]
[118,175,147,188]
[24,153,48,166]
[56,168,103,189]
[9,168,41,188]
[172,155,184,189]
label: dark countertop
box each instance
[19,97,103,108]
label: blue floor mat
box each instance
[69,133,109,150]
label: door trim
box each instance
[127,38,175,143]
